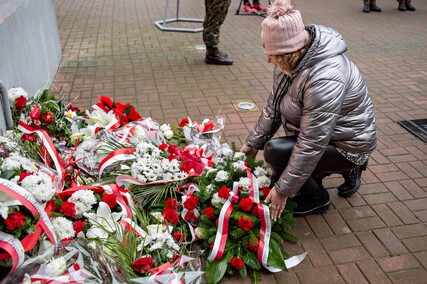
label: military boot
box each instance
[398,0,406,11]
[370,0,382,12]
[363,0,370,13]
[405,0,416,11]
[205,50,233,65]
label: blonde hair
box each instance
[273,31,310,76]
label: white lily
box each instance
[84,202,124,239]
[0,191,22,219]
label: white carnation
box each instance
[215,170,229,182]
[257,175,271,188]
[69,189,97,205]
[211,193,226,206]
[8,87,28,106]
[163,129,174,140]
[21,172,54,202]
[160,124,171,132]
[238,177,251,190]
[233,152,246,161]
[254,166,268,177]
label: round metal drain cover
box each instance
[237,102,256,110]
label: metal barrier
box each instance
[154,0,204,33]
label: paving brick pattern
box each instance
[51,0,427,283]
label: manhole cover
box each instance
[237,102,256,110]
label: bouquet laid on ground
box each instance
[195,151,298,284]
[0,88,304,283]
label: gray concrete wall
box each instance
[0,0,62,130]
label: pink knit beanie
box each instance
[261,0,307,55]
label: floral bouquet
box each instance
[195,151,298,284]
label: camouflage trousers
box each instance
[203,0,232,55]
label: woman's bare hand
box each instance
[240,144,259,157]
[265,187,288,221]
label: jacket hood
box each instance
[295,25,348,73]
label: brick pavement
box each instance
[51,0,427,283]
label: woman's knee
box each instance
[263,137,295,166]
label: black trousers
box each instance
[264,136,359,197]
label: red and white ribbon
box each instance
[0,232,25,275]
[98,148,136,177]
[18,122,66,187]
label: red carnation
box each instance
[162,208,179,224]
[248,238,259,252]
[41,111,55,123]
[165,198,179,210]
[131,256,154,273]
[4,211,26,230]
[183,195,198,210]
[239,198,254,212]
[74,220,85,236]
[218,186,231,199]
[60,201,76,218]
[229,257,244,270]
[21,133,38,143]
[237,216,253,231]
[173,231,184,242]
[204,206,215,219]
[178,117,190,127]
[30,105,41,120]
[67,104,81,113]
[252,206,259,218]
[15,96,27,110]
[261,187,271,198]
[102,194,118,208]
[158,143,168,151]
[18,172,33,183]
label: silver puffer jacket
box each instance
[246,24,377,197]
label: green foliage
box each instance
[205,250,233,284]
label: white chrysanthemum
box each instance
[239,177,251,190]
[69,189,97,205]
[45,257,67,277]
[73,201,92,218]
[149,242,163,251]
[173,171,187,180]
[215,170,229,182]
[21,172,54,202]
[52,217,75,240]
[211,193,227,206]
[8,87,28,106]
[0,153,38,173]
[258,175,271,188]
[254,166,268,177]
[233,152,246,161]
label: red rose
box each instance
[67,104,81,113]
[165,198,179,210]
[237,216,253,231]
[15,96,27,110]
[4,211,26,230]
[261,187,271,198]
[158,143,168,151]
[30,105,41,120]
[218,186,231,199]
[73,263,80,270]
[183,195,198,210]
[201,121,215,132]
[162,208,179,224]
[41,111,55,123]
[229,257,244,270]
[178,117,190,127]
[204,206,215,219]
[173,231,184,242]
[102,194,118,208]
[131,256,154,273]
[239,198,253,212]
[248,238,259,252]
[74,220,85,236]
[21,133,38,143]
[18,172,33,183]
[60,201,76,218]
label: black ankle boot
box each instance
[338,162,367,197]
[405,1,415,11]
[205,51,233,65]
[398,1,406,11]
[293,184,330,217]
[370,3,382,12]
[363,4,370,13]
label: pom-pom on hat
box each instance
[261,0,307,55]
